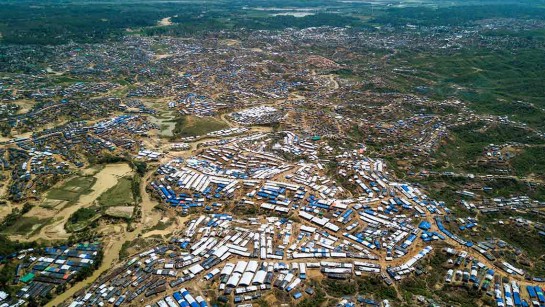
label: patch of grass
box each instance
[296,282,327,307]
[1,216,51,236]
[66,207,101,232]
[98,176,134,207]
[487,222,545,259]
[392,47,545,129]
[147,218,174,232]
[400,276,432,300]
[51,76,87,84]
[172,115,228,138]
[433,121,544,173]
[69,207,97,224]
[439,285,491,307]
[331,68,363,81]
[321,279,357,297]
[151,43,169,54]
[109,86,130,98]
[511,147,545,177]
[45,176,96,203]
[531,260,545,277]
[356,276,398,301]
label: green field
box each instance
[1,216,51,236]
[511,147,545,177]
[97,177,134,207]
[149,111,177,137]
[172,115,229,138]
[390,47,545,129]
[43,176,96,206]
[65,207,101,233]
[432,121,545,172]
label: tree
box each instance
[132,161,147,177]
[22,203,33,214]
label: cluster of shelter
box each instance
[66,213,404,307]
[230,107,282,126]
[176,94,228,117]
[103,132,541,305]
[479,196,545,214]
[0,242,101,307]
[2,114,154,201]
[442,247,545,307]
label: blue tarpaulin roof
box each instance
[418,221,431,230]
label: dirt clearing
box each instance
[158,16,173,26]
[105,206,135,219]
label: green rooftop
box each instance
[20,273,35,283]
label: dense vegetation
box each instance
[0,203,32,230]
[0,234,37,257]
[373,4,545,26]
[0,0,370,45]
[395,49,545,129]
[98,177,135,207]
[172,115,229,138]
[44,176,96,204]
[431,121,545,175]
[0,2,181,44]
[69,207,97,225]
[511,147,545,177]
